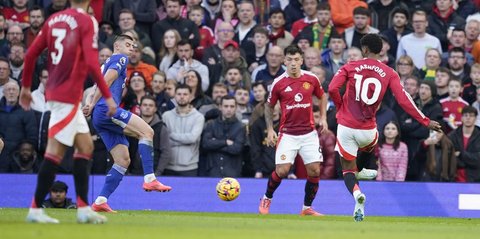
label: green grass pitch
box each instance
[1,208,479,239]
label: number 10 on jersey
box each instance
[353,73,382,105]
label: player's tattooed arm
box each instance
[264,104,277,147]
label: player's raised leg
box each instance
[259,163,290,215]
[124,114,171,192]
[92,144,130,213]
[73,132,107,224]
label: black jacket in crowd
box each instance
[201,116,246,177]
[448,126,480,182]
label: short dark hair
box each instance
[221,95,236,105]
[177,39,193,48]
[448,47,466,58]
[360,34,382,54]
[317,2,331,11]
[175,84,192,93]
[140,95,157,105]
[353,6,370,17]
[269,8,285,18]
[213,82,228,91]
[448,77,463,87]
[391,7,409,20]
[252,81,266,90]
[284,44,303,56]
[452,27,466,36]
[29,5,44,17]
[462,105,478,116]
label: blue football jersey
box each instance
[96,53,129,106]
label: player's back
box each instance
[97,54,129,107]
[42,8,98,104]
[333,58,396,129]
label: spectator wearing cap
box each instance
[344,7,379,49]
[380,7,412,59]
[127,42,158,88]
[202,21,236,93]
[42,181,77,209]
[167,40,209,92]
[220,39,251,90]
[379,34,396,68]
[402,80,443,181]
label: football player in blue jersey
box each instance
[83,34,171,213]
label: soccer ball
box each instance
[216,177,241,201]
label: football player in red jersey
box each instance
[329,33,442,221]
[258,45,328,216]
[20,0,116,224]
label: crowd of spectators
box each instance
[0,0,479,183]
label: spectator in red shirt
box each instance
[3,0,30,29]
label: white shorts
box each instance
[335,124,378,161]
[275,131,323,165]
[47,101,90,147]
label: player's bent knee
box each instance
[142,126,154,140]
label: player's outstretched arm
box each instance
[389,73,431,128]
[264,104,277,147]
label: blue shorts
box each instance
[92,105,132,151]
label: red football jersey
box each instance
[440,97,469,128]
[329,58,430,129]
[2,8,29,24]
[22,8,111,104]
[267,70,324,135]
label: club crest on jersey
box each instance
[120,111,129,119]
[294,93,303,102]
[303,82,311,90]
[119,57,126,65]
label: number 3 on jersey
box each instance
[353,74,382,105]
[51,28,66,65]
